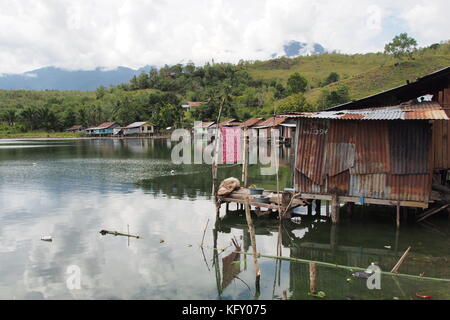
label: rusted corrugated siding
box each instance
[295,118,433,203]
[327,170,350,195]
[296,119,329,185]
[386,174,430,202]
[350,121,390,174]
[295,171,324,194]
[349,174,388,199]
[389,121,431,174]
[324,121,356,176]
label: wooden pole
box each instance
[331,195,340,224]
[396,202,401,229]
[326,201,330,217]
[211,96,226,196]
[391,246,412,273]
[309,262,317,294]
[245,198,261,281]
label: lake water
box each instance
[0,138,449,300]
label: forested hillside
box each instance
[1,40,449,136]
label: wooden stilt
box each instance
[315,200,321,216]
[307,204,313,216]
[331,195,340,224]
[396,202,401,229]
[309,262,317,295]
[326,201,330,217]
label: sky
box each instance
[0,0,449,74]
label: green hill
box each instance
[1,41,449,137]
[247,42,450,103]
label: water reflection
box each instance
[0,138,448,300]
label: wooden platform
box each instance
[219,188,306,217]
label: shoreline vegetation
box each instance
[0,131,171,139]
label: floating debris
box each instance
[384,245,392,249]
[99,229,140,239]
[308,291,326,298]
[159,238,165,243]
[291,216,302,224]
[352,271,373,279]
[41,235,52,242]
[415,293,432,299]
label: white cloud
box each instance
[0,0,448,73]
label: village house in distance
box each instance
[70,121,155,136]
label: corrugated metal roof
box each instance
[194,121,215,128]
[87,122,118,130]
[125,121,153,128]
[279,102,448,121]
[253,116,287,129]
[240,117,264,128]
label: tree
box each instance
[96,86,107,99]
[318,86,350,109]
[276,93,313,113]
[2,109,17,126]
[274,83,287,99]
[287,72,308,94]
[320,72,340,87]
[20,107,39,130]
[63,109,77,128]
[384,33,418,60]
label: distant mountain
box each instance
[0,65,154,91]
[272,40,326,58]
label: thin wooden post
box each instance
[326,201,330,217]
[245,198,261,284]
[307,204,313,216]
[315,200,321,216]
[396,202,401,229]
[309,262,317,294]
[331,195,340,224]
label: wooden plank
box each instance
[417,204,450,222]
[300,193,333,201]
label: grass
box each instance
[0,131,86,139]
[246,42,450,105]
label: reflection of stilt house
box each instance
[282,66,450,225]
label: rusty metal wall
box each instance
[294,119,433,203]
[432,86,450,169]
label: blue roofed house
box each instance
[85,122,121,136]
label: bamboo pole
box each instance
[228,249,450,282]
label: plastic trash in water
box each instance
[291,216,302,224]
[41,235,52,242]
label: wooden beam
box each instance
[417,204,450,222]
[299,193,429,208]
